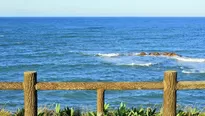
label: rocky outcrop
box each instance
[138,52,181,57]
[162,52,169,56]
[162,52,181,57]
[139,52,147,56]
[135,52,181,57]
[149,52,160,56]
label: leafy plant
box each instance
[55,104,61,114]
[117,102,128,116]
[146,107,156,116]
[104,103,110,115]
[61,107,75,116]
[88,111,96,116]
[177,110,186,116]
[14,108,24,116]
[0,109,11,116]
[1,103,205,116]
[188,107,200,115]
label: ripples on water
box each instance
[0,17,205,111]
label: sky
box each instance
[0,0,205,17]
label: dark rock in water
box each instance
[149,52,160,56]
[139,52,146,56]
[162,52,181,57]
[142,51,181,57]
[162,52,169,56]
[168,52,179,57]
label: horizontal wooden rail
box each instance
[0,82,23,90]
[1,71,205,116]
[177,81,205,90]
[1,81,205,90]
[36,82,163,90]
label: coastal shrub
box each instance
[14,108,24,116]
[0,109,11,116]
[1,103,205,116]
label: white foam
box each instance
[127,52,150,56]
[128,53,140,56]
[172,56,205,62]
[182,69,205,74]
[182,70,192,74]
[78,51,103,56]
[96,53,120,57]
[118,62,154,67]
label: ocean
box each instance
[0,17,205,110]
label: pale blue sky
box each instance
[0,0,205,17]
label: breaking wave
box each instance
[182,69,205,74]
[96,53,121,57]
[94,52,205,63]
[118,62,154,67]
[173,56,205,62]
[84,52,205,71]
[95,52,144,57]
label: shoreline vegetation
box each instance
[1,103,205,116]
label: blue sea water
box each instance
[0,17,205,110]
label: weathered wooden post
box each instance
[163,71,177,116]
[97,89,104,116]
[24,71,37,116]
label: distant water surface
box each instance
[0,17,205,110]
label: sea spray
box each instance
[117,62,154,66]
[173,56,205,62]
[96,53,121,57]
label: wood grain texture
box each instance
[0,82,23,90]
[24,71,37,116]
[97,89,104,116]
[1,81,204,90]
[36,82,163,90]
[177,81,205,90]
[163,71,177,116]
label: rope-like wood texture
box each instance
[0,82,23,90]
[36,82,163,90]
[1,81,205,90]
[177,81,205,90]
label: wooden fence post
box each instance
[97,89,104,116]
[163,71,177,116]
[24,71,37,116]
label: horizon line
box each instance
[0,16,205,18]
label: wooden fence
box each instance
[0,70,205,116]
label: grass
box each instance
[0,103,205,116]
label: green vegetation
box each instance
[0,103,205,116]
